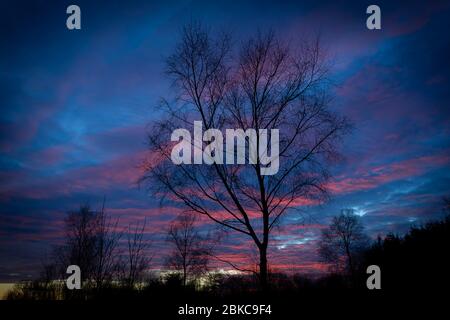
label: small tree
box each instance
[54,204,122,289]
[92,205,122,289]
[165,213,212,286]
[120,220,151,288]
[318,209,370,276]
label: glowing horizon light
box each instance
[352,207,368,217]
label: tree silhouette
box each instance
[119,220,151,289]
[318,209,370,276]
[165,213,212,286]
[54,204,122,289]
[142,22,350,289]
[360,201,450,290]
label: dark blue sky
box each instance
[1,0,449,281]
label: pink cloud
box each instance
[327,153,450,195]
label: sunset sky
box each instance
[1,0,449,282]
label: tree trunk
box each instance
[345,244,355,283]
[259,245,268,291]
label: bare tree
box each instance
[120,220,151,288]
[92,204,122,289]
[55,203,122,289]
[142,22,350,289]
[165,213,212,286]
[318,209,370,276]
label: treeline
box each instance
[309,205,450,290]
[6,200,450,299]
[357,213,450,290]
[6,203,150,299]
[5,204,216,300]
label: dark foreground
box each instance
[0,287,443,319]
[3,214,450,318]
